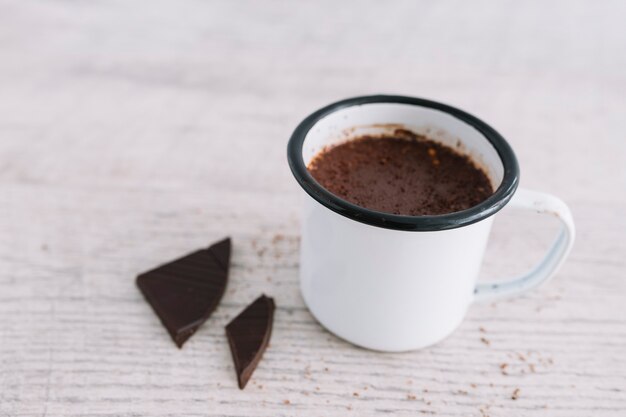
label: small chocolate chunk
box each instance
[136,238,231,348]
[226,294,275,389]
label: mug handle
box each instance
[474,188,576,302]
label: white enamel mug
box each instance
[287,95,575,352]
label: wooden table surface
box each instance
[1,1,625,416]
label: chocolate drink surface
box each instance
[307,131,494,216]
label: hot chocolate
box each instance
[307,130,493,216]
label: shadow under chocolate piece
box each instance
[226,294,275,389]
[136,237,231,348]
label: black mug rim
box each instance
[287,95,520,231]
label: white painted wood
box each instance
[0,1,624,416]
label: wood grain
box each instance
[0,1,625,416]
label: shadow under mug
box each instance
[287,95,575,352]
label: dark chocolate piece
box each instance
[136,237,231,348]
[226,294,275,389]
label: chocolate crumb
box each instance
[511,388,520,400]
[283,399,291,405]
[353,392,359,397]
[500,363,509,375]
[407,394,417,400]
[479,326,486,333]
[480,337,491,346]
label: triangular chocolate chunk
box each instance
[226,294,275,389]
[137,237,231,348]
